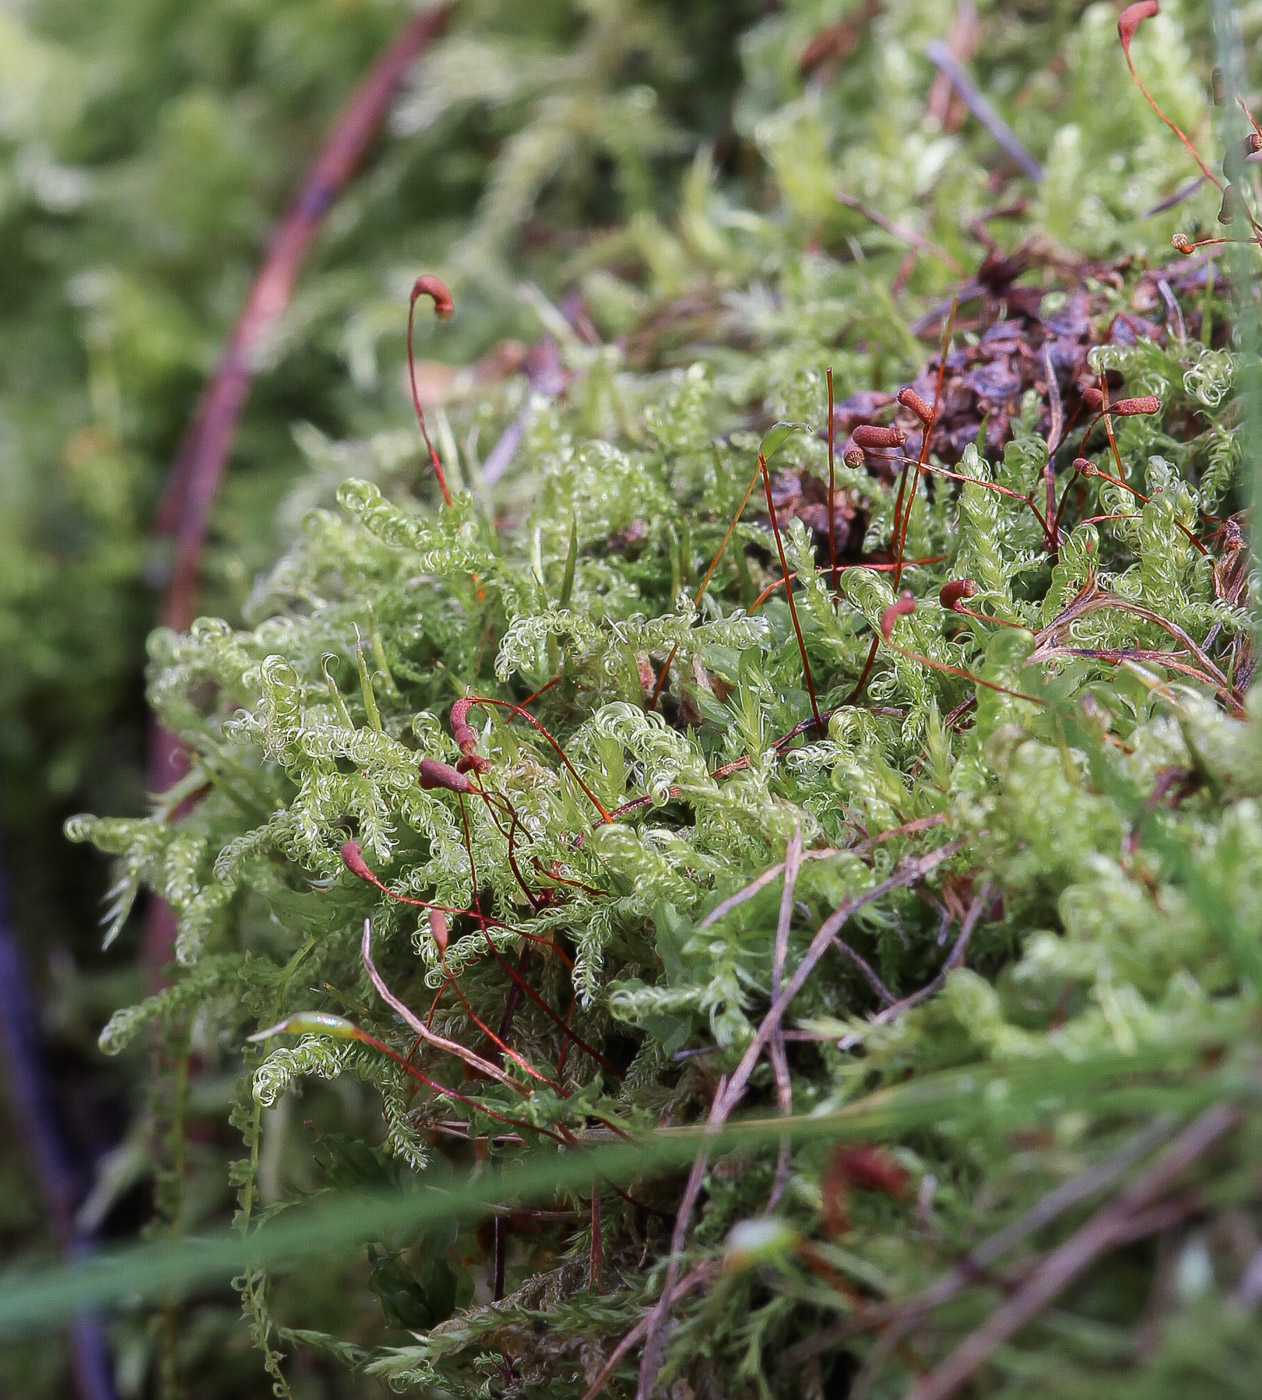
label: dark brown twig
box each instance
[835,192,964,273]
[635,1076,729,1397]
[629,840,965,1395]
[904,1104,1239,1400]
[766,826,804,1213]
[1144,173,1207,217]
[697,847,842,930]
[156,7,451,631]
[759,452,825,736]
[926,0,980,130]
[837,883,990,1050]
[829,937,899,1005]
[144,7,452,978]
[787,1115,1179,1371]
[579,1263,716,1400]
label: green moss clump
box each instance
[68,2,1262,1395]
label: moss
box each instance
[56,0,1262,1395]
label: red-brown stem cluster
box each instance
[450,697,613,822]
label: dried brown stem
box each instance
[360,918,523,1093]
[579,1263,716,1400]
[455,696,615,822]
[909,456,1053,540]
[787,1116,1178,1371]
[904,1103,1238,1400]
[635,1076,729,1397]
[355,1022,563,1142]
[893,642,1043,704]
[472,916,624,1080]
[836,191,964,272]
[837,884,989,1050]
[438,943,561,1091]
[766,826,804,1213]
[893,302,955,592]
[1031,584,1239,701]
[626,841,965,1395]
[698,847,836,931]
[749,556,949,613]
[924,39,1043,181]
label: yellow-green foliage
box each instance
[60,1,1262,1396]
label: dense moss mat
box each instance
[10,0,1262,1396]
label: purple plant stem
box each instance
[924,39,1043,181]
[0,839,115,1400]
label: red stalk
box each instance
[453,792,620,1078]
[474,918,623,1079]
[759,453,825,736]
[749,556,949,613]
[892,301,955,591]
[1118,3,1221,188]
[407,275,455,507]
[340,840,484,920]
[359,1026,565,1142]
[879,593,1041,705]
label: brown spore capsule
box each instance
[939,578,978,612]
[450,698,480,755]
[833,1144,910,1197]
[1117,1,1159,53]
[418,757,474,793]
[852,424,906,450]
[411,274,454,320]
[340,839,375,883]
[896,387,934,425]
